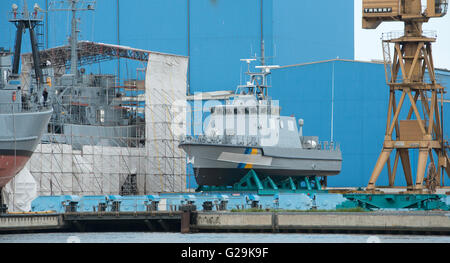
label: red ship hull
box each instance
[0,152,32,187]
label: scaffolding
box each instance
[17,44,189,197]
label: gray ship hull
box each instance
[179,143,342,186]
[0,109,53,187]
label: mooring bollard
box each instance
[64,201,78,213]
[145,200,159,212]
[251,200,260,209]
[202,201,213,211]
[219,200,228,211]
[111,201,121,212]
[98,202,107,212]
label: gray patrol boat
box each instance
[0,2,52,190]
[179,59,342,187]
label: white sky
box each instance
[354,0,450,70]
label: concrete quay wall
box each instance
[0,214,66,232]
[1,211,450,234]
[194,211,450,233]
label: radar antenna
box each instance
[237,59,279,100]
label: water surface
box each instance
[0,232,449,243]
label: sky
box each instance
[354,0,450,70]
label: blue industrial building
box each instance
[185,60,450,188]
[270,60,450,187]
[1,0,449,188]
[0,0,354,90]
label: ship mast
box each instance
[9,0,44,85]
[49,0,95,76]
[238,58,279,100]
[69,0,78,75]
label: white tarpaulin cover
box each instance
[145,52,188,192]
[3,167,37,212]
[25,52,189,196]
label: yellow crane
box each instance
[362,0,450,192]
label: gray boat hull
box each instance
[179,143,342,186]
[0,109,53,187]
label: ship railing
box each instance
[181,135,259,147]
[8,10,44,22]
[181,135,341,151]
[317,141,340,151]
[0,102,52,114]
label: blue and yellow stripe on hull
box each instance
[237,148,259,169]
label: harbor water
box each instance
[0,232,449,243]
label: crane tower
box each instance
[363,0,450,192]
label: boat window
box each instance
[96,109,105,123]
[234,108,238,115]
[280,120,284,129]
[270,118,276,129]
[211,107,215,114]
[271,106,280,115]
[288,120,295,131]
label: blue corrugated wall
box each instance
[272,1,354,65]
[2,1,449,188]
[0,0,354,91]
[271,60,450,187]
[271,60,389,187]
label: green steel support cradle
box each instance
[337,193,449,211]
[197,169,326,195]
[262,176,278,190]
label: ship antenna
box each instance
[10,0,45,85]
[254,65,279,98]
[238,58,279,100]
[49,0,96,76]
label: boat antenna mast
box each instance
[48,0,96,76]
[238,58,279,100]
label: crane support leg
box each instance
[367,149,392,190]
[414,149,429,190]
